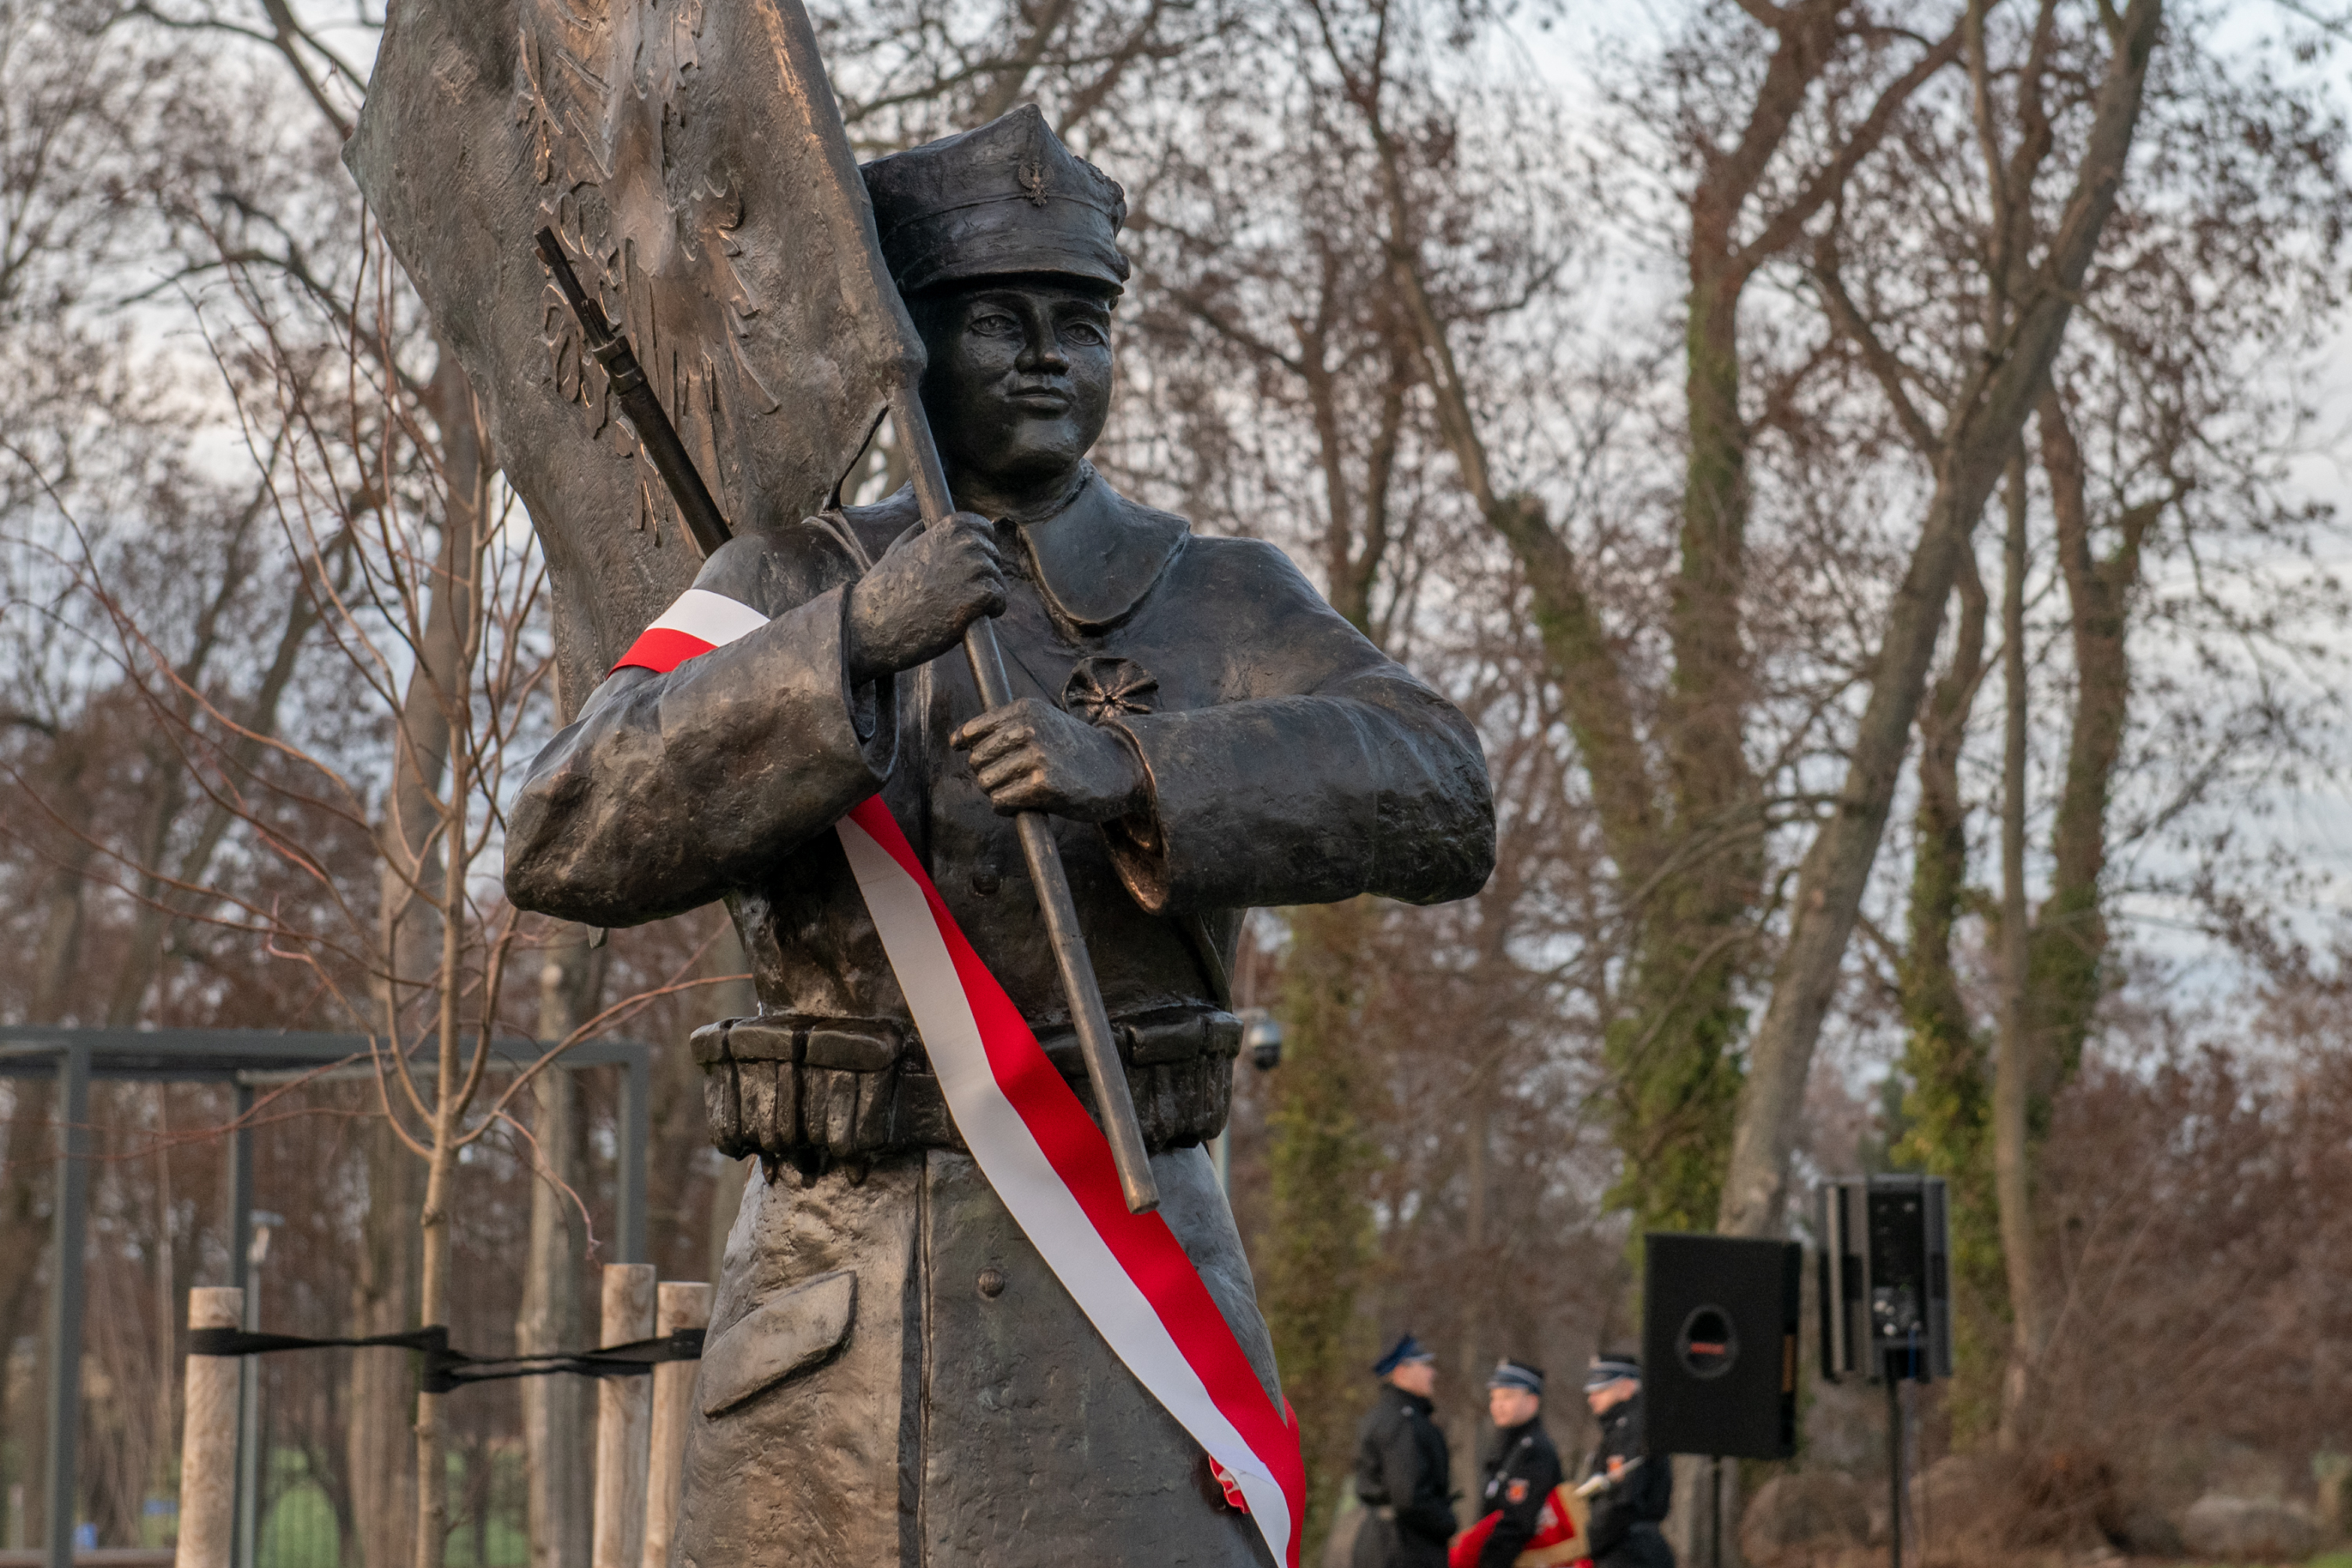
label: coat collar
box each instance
[1009,466,1187,633]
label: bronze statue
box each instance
[348,2,1492,1559]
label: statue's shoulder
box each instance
[1157,524,1328,608]
[1150,531,1399,678]
[694,503,900,617]
[1101,485,1192,543]
[1169,528,1298,576]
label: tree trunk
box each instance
[11,677,107,1551]
[1718,458,1998,1236]
[1607,1,1973,1238]
[1716,0,2161,1237]
[414,1100,460,1568]
[1991,456,2043,1443]
[408,354,492,1568]
[2028,390,2154,1096]
[347,1118,420,1568]
[521,926,598,1568]
[1455,1073,1492,1459]
[26,733,98,1025]
[415,714,480,1568]
[1614,294,1759,1221]
[1894,554,2003,1436]
[1262,895,1381,1552]
[0,1080,53,1550]
[1390,209,1746,1232]
[353,346,488,1568]
[377,353,483,1046]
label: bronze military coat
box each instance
[506,472,1494,1566]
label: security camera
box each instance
[1240,1009,1283,1072]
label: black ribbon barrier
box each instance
[188,1325,706,1395]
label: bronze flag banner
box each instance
[345,0,920,711]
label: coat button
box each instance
[977,1267,1007,1299]
[971,869,1002,896]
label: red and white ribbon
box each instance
[612,587,772,674]
[614,588,1305,1566]
[837,800,1303,1562]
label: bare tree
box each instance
[1719,0,2162,1237]
[1872,0,2352,1436]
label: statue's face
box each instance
[916,279,1113,490]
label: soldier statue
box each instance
[503,107,1494,1566]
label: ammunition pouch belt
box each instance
[691,1005,1241,1172]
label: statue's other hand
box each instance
[844,511,1007,684]
[951,698,1148,822]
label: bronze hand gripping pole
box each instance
[887,388,1160,1214]
[536,230,1161,1214]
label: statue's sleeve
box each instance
[1100,540,1493,915]
[504,530,894,928]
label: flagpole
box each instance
[891,383,1160,1215]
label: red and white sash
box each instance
[616,594,1305,1566]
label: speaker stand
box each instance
[1885,1373,1904,1568]
[1710,1455,1724,1568]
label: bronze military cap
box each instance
[861,103,1131,296]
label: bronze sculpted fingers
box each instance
[951,698,1147,822]
[955,699,1044,768]
[843,510,1008,684]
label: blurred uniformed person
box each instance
[1474,1359,1564,1567]
[1352,1334,1455,1568]
[1581,1352,1674,1568]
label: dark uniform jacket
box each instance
[1584,1395,1674,1568]
[1351,1385,1455,1568]
[1476,1417,1563,1567]
[507,472,1495,1167]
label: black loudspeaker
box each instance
[1818,1174,1955,1384]
[1640,1232,1802,1461]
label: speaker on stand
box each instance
[1819,1175,1953,1568]
[1640,1233,1803,1568]
[1642,1232,1803,1461]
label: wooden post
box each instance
[641,1282,710,1568]
[590,1265,655,1568]
[174,1287,244,1568]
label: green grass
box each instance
[443,1510,530,1568]
[258,1483,339,1568]
[441,1445,530,1568]
[237,1444,528,1568]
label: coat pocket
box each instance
[697,1269,857,1417]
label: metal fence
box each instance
[0,1029,654,1568]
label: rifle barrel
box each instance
[535,228,732,558]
